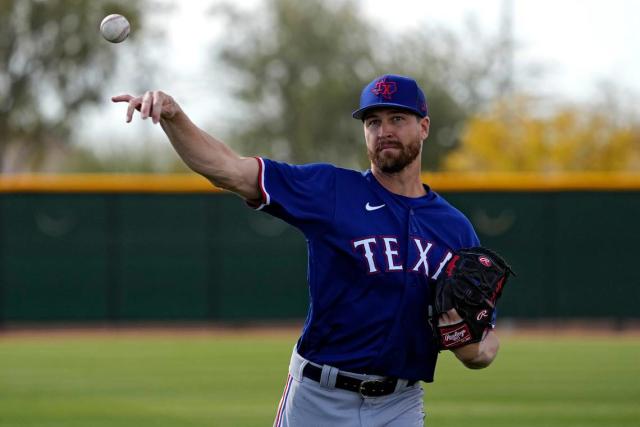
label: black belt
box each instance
[302,363,417,397]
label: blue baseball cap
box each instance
[352,74,429,120]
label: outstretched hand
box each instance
[111,90,180,124]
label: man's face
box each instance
[363,109,430,173]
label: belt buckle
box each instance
[358,378,392,397]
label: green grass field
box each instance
[1,330,639,427]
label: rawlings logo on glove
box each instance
[441,324,471,345]
[433,247,515,350]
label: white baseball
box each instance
[100,14,130,43]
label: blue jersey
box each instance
[253,158,480,382]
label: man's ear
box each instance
[421,117,430,141]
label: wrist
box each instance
[159,103,184,124]
[452,330,499,369]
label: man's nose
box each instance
[377,120,393,137]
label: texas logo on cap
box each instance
[371,79,397,100]
[352,74,429,120]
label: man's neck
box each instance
[371,162,426,198]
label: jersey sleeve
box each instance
[250,157,336,233]
[464,225,481,248]
[451,212,480,250]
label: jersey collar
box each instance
[363,170,436,209]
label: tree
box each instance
[0,0,144,172]
[371,22,511,170]
[444,96,640,172]
[212,0,377,168]
[212,0,514,170]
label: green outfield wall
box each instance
[1,174,638,322]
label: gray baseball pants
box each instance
[273,348,425,427]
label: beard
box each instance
[368,137,422,173]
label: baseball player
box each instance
[113,74,502,426]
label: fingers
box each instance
[140,91,154,120]
[447,308,462,321]
[112,94,140,123]
[114,91,168,124]
[111,94,133,103]
[126,97,142,123]
[438,308,462,326]
[438,312,451,326]
[151,91,163,124]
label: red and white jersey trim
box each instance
[253,156,271,210]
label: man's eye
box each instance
[392,116,404,122]
[367,120,380,127]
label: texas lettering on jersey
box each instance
[352,236,453,279]
[255,158,480,381]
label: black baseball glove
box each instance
[433,247,514,350]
